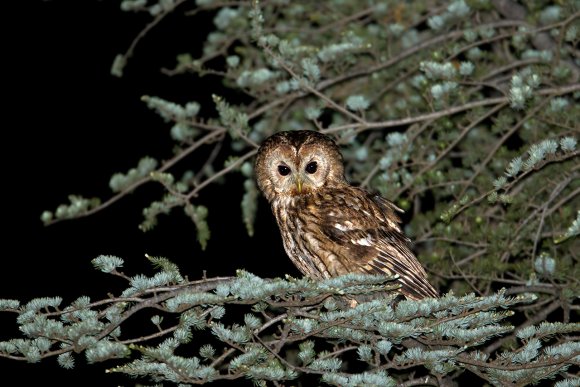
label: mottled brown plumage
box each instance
[255,130,437,300]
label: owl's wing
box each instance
[319,189,438,300]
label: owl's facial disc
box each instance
[255,130,347,201]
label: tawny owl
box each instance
[255,130,437,300]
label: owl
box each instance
[255,130,438,300]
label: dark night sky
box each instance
[2,1,291,384]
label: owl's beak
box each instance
[295,176,303,194]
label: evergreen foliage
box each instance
[12,0,580,385]
[1,256,578,386]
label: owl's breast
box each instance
[271,194,350,279]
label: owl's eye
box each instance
[278,165,291,176]
[305,161,318,174]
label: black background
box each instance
[3,1,292,384]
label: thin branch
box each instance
[315,7,375,35]
[398,375,439,386]
[185,149,257,200]
[119,0,189,72]
[497,172,577,264]
[210,347,237,368]
[326,84,580,135]
[317,20,528,92]
[457,93,542,197]
[322,96,508,134]
[480,58,543,82]
[546,185,580,218]
[46,129,226,226]
[450,252,483,296]
[415,237,487,249]
[119,324,179,345]
[395,102,507,198]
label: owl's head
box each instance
[255,130,346,201]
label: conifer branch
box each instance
[2,260,577,385]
